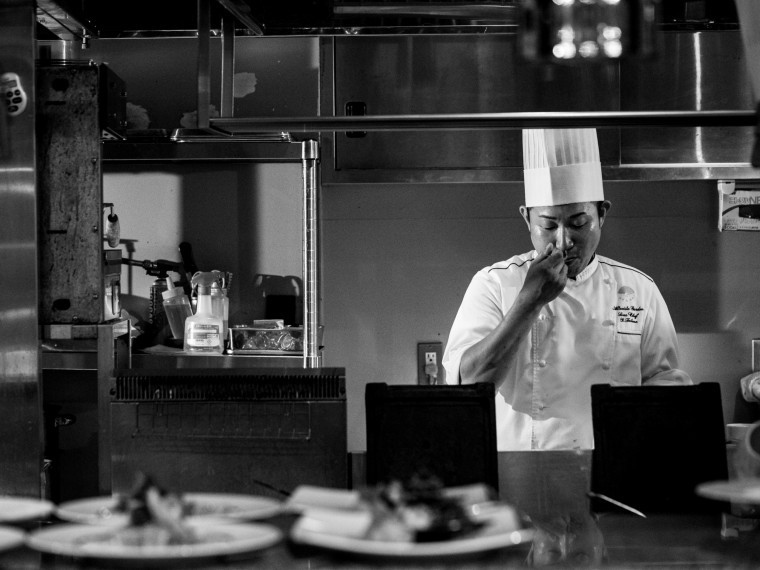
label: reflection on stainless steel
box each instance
[214,110,755,133]
[36,0,97,42]
[216,0,264,36]
[621,30,755,165]
[0,0,43,496]
[302,140,320,369]
[520,0,659,62]
[316,31,756,182]
[587,492,647,518]
[735,0,760,165]
[170,128,293,143]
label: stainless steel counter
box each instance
[3,451,758,569]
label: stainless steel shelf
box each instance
[130,353,311,369]
[102,139,308,162]
[212,110,757,134]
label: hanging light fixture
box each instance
[520,0,660,63]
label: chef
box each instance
[442,128,691,451]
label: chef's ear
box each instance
[519,205,531,229]
[597,200,611,227]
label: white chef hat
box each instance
[522,128,604,207]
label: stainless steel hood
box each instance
[39,1,759,181]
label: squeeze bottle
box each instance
[162,277,193,340]
[184,272,224,354]
[210,280,229,347]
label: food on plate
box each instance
[290,474,522,546]
[362,472,487,543]
[111,473,197,545]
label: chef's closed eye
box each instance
[571,216,590,228]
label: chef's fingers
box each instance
[542,244,566,268]
[532,243,552,263]
[557,261,569,281]
[535,243,559,262]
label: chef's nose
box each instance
[555,226,573,253]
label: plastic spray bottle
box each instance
[162,277,193,340]
[184,272,224,354]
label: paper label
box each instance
[186,323,221,347]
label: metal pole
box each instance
[213,109,757,133]
[220,16,235,118]
[301,140,320,369]
[197,0,211,129]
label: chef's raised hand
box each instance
[521,243,568,306]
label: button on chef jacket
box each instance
[442,251,692,451]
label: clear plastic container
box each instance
[210,283,229,344]
[162,284,193,340]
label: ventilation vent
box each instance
[113,368,346,401]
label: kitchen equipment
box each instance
[122,256,188,330]
[109,368,347,497]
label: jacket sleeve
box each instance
[640,284,692,386]
[442,270,509,385]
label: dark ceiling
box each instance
[36,0,739,40]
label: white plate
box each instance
[696,479,760,504]
[0,496,54,523]
[291,509,534,558]
[0,525,25,553]
[26,522,281,563]
[56,493,282,526]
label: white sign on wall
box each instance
[718,179,760,231]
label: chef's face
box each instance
[520,201,611,279]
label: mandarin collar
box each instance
[528,251,599,286]
[567,255,599,286]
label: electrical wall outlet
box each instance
[417,341,444,385]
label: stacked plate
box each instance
[23,493,284,565]
[0,496,55,555]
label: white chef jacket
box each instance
[442,252,692,451]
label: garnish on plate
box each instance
[362,472,486,543]
[111,473,197,546]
